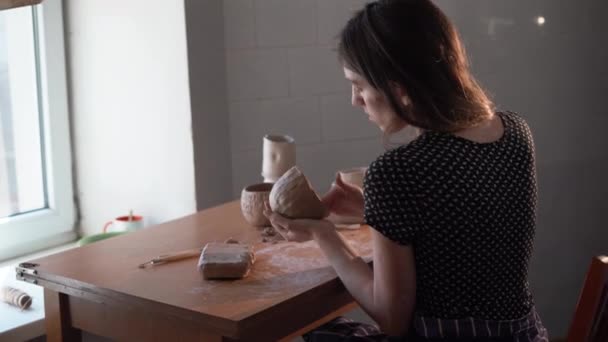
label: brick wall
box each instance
[223,0,384,196]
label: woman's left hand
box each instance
[263,202,334,242]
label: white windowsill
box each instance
[0,242,78,340]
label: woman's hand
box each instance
[321,173,365,219]
[263,202,335,242]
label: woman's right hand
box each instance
[321,173,365,219]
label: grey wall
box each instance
[185,0,234,210]
[435,0,608,336]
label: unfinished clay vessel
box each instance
[240,183,273,227]
[269,166,326,219]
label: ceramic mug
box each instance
[103,214,144,233]
[328,166,368,225]
[261,134,296,183]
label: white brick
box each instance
[229,97,321,151]
[321,93,378,141]
[226,49,288,100]
[288,46,348,96]
[297,139,383,192]
[223,0,256,49]
[255,0,316,47]
[231,148,264,197]
[317,0,366,45]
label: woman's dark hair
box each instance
[339,0,493,133]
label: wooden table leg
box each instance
[44,288,82,342]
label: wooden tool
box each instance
[138,247,203,268]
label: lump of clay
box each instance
[198,242,255,280]
[269,166,327,219]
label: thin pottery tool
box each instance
[138,247,204,268]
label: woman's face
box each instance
[344,67,407,133]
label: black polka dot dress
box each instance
[364,111,539,322]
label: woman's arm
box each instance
[313,227,416,336]
[263,205,416,335]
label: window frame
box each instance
[0,0,76,261]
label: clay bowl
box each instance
[240,183,273,227]
[269,166,326,219]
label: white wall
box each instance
[223,0,608,337]
[224,0,386,197]
[66,0,196,235]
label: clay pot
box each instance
[240,183,273,227]
[269,166,326,219]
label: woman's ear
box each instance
[391,83,410,106]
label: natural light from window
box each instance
[0,0,76,261]
[0,7,46,219]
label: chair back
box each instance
[567,255,608,342]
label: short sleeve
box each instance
[363,154,423,246]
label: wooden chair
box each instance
[566,255,608,342]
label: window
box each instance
[0,0,75,261]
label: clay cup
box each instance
[338,166,368,190]
[240,183,273,227]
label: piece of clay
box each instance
[269,166,327,219]
[260,226,286,244]
[261,227,276,237]
[198,242,255,280]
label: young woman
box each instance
[264,0,548,340]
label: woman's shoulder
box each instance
[498,110,535,145]
[367,110,534,177]
[499,110,531,130]
[367,138,430,181]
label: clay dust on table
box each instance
[251,230,372,281]
[187,229,372,303]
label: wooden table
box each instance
[16,201,373,341]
